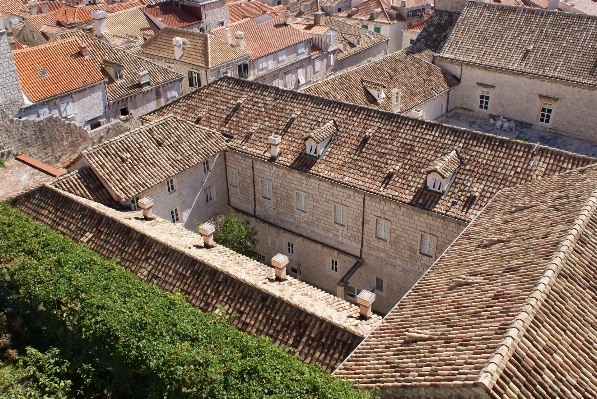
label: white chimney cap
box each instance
[357,290,376,307]
[271,253,289,269]
[91,10,107,19]
[173,37,184,46]
[139,70,150,85]
[268,134,282,145]
[199,222,216,236]
[235,31,244,39]
[138,197,154,209]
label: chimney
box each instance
[271,253,289,281]
[268,134,281,158]
[235,31,246,49]
[547,0,558,9]
[225,27,233,45]
[79,41,89,57]
[400,0,406,7]
[391,88,401,113]
[357,289,376,319]
[30,6,38,14]
[139,70,150,86]
[138,197,156,220]
[40,4,48,12]
[240,0,244,5]
[173,37,185,60]
[199,222,216,248]
[314,11,324,25]
[91,10,107,37]
[283,9,292,24]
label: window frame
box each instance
[373,26,381,33]
[375,277,384,293]
[334,204,347,226]
[376,218,389,241]
[287,241,294,255]
[347,285,359,299]
[228,168,238,187]
[130,196,139,211]
[257,253,267,264]
[296,191,307,212]
[202,159,210,174]
[205,186,213,204]
[479,90,490,111]
[170,207,180,223]
[539,102,553,124]
[330,259,338,273]
[166,178,176,194]
[419,233,436,257]
[261,179,272,199]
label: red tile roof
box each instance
[12,38,106,103]
[25,12,58,30]
[143,3,199,27]
[336,0,405,24]
[403,17,427,31]
[15,154,65,177]
[211,16,313,60]
[228,0,283,23]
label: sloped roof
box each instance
[75,116,227,201]
[335,163,597,397]
[0,0,29,17]
[143,3,199,28]
[407,9,460,54]
[211,17,312,60]
[307,120,336,143]
[25,13,59,30]
[228,0,283,23]
[52,30,182,101]
[142,27,249,67]
[12,38,106,103]
[323,16,387,60]
[336,0,404,24]
[104,7,159,42]
[52,167,119,207]
[439,3,597,87]
[143,77,595,222]
[302,50,459,113]
[12,185,382,372]
[425,149,460,178]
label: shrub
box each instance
[209,213,257,259]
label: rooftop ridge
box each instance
[477,168,597,391]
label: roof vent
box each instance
[225,27,233,45]
[38,69,49,78]
[305,120,336,157]
[235,31,246,50]
[391,87,400,113]
[91,10,107,37]
[268,134,282,158]
[283,9,292,24]
[357,289,376,319]
[138,197,156,220]
[362,79,386,103]
[425,150,461,194]
[173,37,188,60]
[199,222,216,248]
[139,70,150,86]
[271,253,289,281]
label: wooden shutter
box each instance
[376,220,383,238]
[188,71,193,87]
[421,234,429,254]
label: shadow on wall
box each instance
[0,108,130,165]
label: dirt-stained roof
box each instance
[143,3,199,27]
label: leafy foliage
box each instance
[210,213,258,259]
[0,158,5,169]
[0,202,371,399]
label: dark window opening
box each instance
[120,107,130,116]
[90,120,102,130]
[237,63,249,79]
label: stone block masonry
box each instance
[0,24,23,116]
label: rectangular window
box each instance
[258,57,267,70]
[188,71,200,88]
[237,62,249,79]
[376,277,384,293]
[314,59,320,73]
[407,8,424,17]
[361,24,368,30]
[59,98,73,117]
[374,26,381,33]
[257,253,267,264]
[347,285,359,299]
[267,55,274,70]
[287,242,294,255]
[376,219,389,241]
[296,191,307,212]
[166,178,175,194]
[278,49,286,62]
[262,180,272,199]
[203,159,210,174]
[228,168,238,187]
[297,67,305,85]
[330,259,338,273]
[540,102,553,124]
[335,204,347,226]
[120,107,130,116]
[479,90,490,110]
[130,196,139,210]
[170,208,180,223]
[297,42,306,54]
[420,233,436,257]
[205,186,213,203]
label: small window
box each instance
[287,242,294,255]
[278,49,286,62]
[203,159,210,174]
[267,55,274,70]
[376,219,389,241]
[120,107,129,116]
[296,191,307,212]
[166,178,175,194]
[329,53,335,66]
[314,59,320,73]
[347,285,359,299]
[420,233,436,257]
[290,266,299,275]
[410,38,415,44]
[205,186,213,203]
[297,42,306,55]
[540,102,553,124]
[89,120,102,130]
[130,196,139,210]
[361,24,368,30]
[114,69,123,81]
[262,180,272,199]
[479,90,490,110]
[228,168,238,187]
[375,277,384,293]
[331,259,338,273]
[170,208,180,223]
[335,204,347,226]
[221,70,230,77]
[374,26,381,33]
[59,99,73,117]
[257,253,266,264]
[258,57,267,70]
[188,71,200,88]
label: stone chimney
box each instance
[91,10,107,37]
[271,253,289,281]
[30,6,38,15]
[313,11,324,25]
[225,27,233,45]
[283,9,292,24]
[139,70,150,86]
[40,4,48,13]
[199,222,216,248]
[268,134,281,158]
[547,0,558,9]
[138,197,156,220]
[357,289,376,319]
[173,37,186,60]
[235,31,246,49]
[391,88,401,113]
[79,41,89,57]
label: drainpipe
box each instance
[251,158,257,216]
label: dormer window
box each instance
[362,78,387,103]
[102,60,124,82]
[424,150,461,194]
[304,120,337,158]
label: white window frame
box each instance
[330,259,338,273]
[114,69,123,81]
[202,159,210,174]
[420,233,436,257]
[297,67,305,85]
[267,55,274,71]
[130,196,139,211]
[296,191,307,212]
[479,90,490,111]
[376,218,389,241]
[278,49,286,62]
[191,71,200,88]
[287,241,294,255]
[297,42,306,55]
[347,285,359,299]
[166,178,176,194]
[59,98,73,118]
[540,102,553,124]
[334,204,347,226]
[257,253,267,264]
[170,207,180,223]
[375,277,384,293]
[228,168,238,187]
[205,186,213,203]
[329,53,335,66]
[261,180,272,199]
[258,57,267,70]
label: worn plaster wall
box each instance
[0,25,23,116]
[331,39,388,75]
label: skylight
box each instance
[39,70,49,78]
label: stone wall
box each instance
[0,26,23,116]
[332,39,388,75]
[437,58,597,143]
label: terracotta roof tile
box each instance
[211,16,312,60]
[144,78,595,222]
[12,38,106,103]
[143,3,199,28]
[426,149,460,178]
[25,13,59,30]
[51,166,119,207]
[439,3,597,87]
[12,185,381,372]
[228,0,283,23]
[15,154,64,177]
[142,27,249,67]
[76,116,227,201]
[336,0,405,24]
[335,163,597,397]
[322,16,387,60]
[403,17,427,31]
[407,9,459,54]
[0,0,29,16]
[302,50,459,112]
[104,7,159,42]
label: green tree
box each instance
[210,213,257,258]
